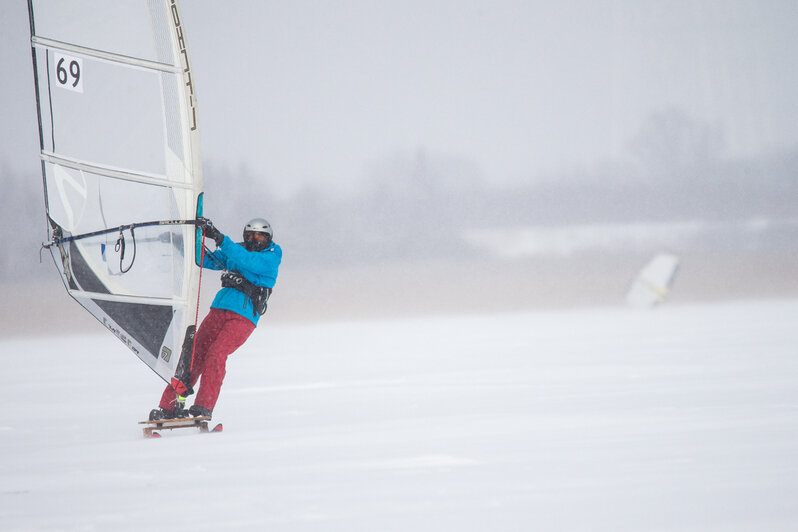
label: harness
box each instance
[220,270,272,317]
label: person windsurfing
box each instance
[149,217,282,420]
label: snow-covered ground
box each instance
[2,299,798,531]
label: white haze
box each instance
[2,1,798,197]
[1,5,797,527]
[1,2,797,337]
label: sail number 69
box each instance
[53,53,83,93]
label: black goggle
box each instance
[245,232,268,242]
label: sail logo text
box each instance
[170,1,198,131]
[102,317,140,355]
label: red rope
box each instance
[189,229,207,374]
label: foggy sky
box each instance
[2,1,798,198]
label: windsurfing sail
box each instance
[28,0,204,389]
[626,253,681,308]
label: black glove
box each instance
[196,217,224,246]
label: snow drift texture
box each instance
[2,299,797,531]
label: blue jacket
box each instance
[201,235,282,325]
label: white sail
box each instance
[28,0,204,387]
[626,253,681,308]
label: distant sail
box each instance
[626,253,680,308]
[28,0,204,385]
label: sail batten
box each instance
[69,290,187,306]
[29,0,204,386]
[41,152,193,189]
[32,35,181,73]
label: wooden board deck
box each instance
[139,416,211,437]
[139,416,211,425]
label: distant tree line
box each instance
[5,107,798,282]
[202,108,798,268]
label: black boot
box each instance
[188,405,212,418]
[148,408,177,421]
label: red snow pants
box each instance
[159,308,255,412]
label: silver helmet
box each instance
[243,218,273,251]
